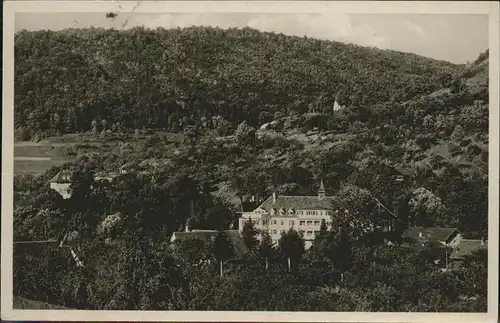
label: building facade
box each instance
[49,169,118,199]
[238,181,346,249]
[49,170,73,199]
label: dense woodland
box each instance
[13,26,489,311]
[14,26,476,139]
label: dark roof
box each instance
[402,227,460,244]
[241,201,261,212]
[48,170,73,183]
[450,239,487,260]
[257,195,338,211]
[171,229,246,257]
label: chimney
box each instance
[185,219,191,232]
[318,179,326,200]
[272,192,277,203]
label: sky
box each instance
[15,12,488,64]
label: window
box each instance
[289,220,295,226]
[280,220,284,225]
[307,231,313,236]
[272,230,277,234]
[314,230,319,235]
[300,221,305,226]
[263,220,268,225]
[272,220,277,225]
[280,230,286,235]
[314,221,320,225]
[307,221,313,225]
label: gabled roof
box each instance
[171,229,246,257]
[257,195,338,211]
[450,239,487,260]
[48,169,73,183]
[402,227,460,244]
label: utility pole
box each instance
[445,249,448,271]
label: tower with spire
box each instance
[318,179,326,200]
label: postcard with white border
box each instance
[2,1,499,322]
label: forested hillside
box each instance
[13,26,489,312]
[14,26,466,139]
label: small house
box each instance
[170,227,246,259]
[450,239,487,269]
[402,227,462,248]
[48,169,73,199]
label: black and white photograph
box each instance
[2,1,499,322]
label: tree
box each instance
[241,219,259,256]
[333,184,377,238]
[278,229,305,271]
[183,125,199,144]
[312,219,331,258]
[235,121,256,145]
[259,230,275,270]
[91,119,98,135]
[214,117,232,137]
[451,124,465,141]
[409,187,447,227]
[462,249,487,299]
[211,230,234,276]
[101,119,108,132]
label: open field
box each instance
[13,131,186,174]
[14,141,78,174]
[14,159,72,174]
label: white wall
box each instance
[50,182,72,199]
[239,208,333,249]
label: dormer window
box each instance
[288,208,295,216]
[279,208,286,215]
[270,208,276,216]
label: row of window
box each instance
[264,209,349,216]
[266,229,320,236]
[243,219,329,226]
[269,209,332,216]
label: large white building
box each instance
[238,181,347,249]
